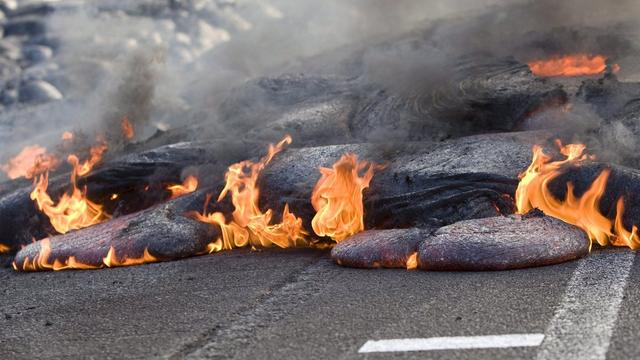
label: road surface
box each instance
[0,247,637,359]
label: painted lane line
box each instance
[536,250,636,360]
[358,334,545,353]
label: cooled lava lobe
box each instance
[418,213,589,271]
[13,194,218,271]
[332,213,590,271]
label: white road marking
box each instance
[536,250,636,360]
[358,334,545,353]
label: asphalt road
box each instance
[0,247,637,360]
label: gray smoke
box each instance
[4,0,640,170]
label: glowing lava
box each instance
[528,54,619,77]
[1,145,59,180]
[515,141,640,249]
[195,135,307,251]
[311,154,381,242]
[167,175,199,199]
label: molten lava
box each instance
[167,175,199,199]
[311,154,380,242]
[196,135,307,251]
[528,54,619,77]
[1,145,59,180]
[515,141,640,249]
[31,152,109,235]
[121,116,135,140]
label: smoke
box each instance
[4,0,640,167]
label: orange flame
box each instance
[515,141,640,249]
[13,238,158,271]
[406,252,418,270]
[61,131,74,141]
[196,135,307,251]
[528,54,619,77]
[0,243,10,253]
[311,154,380,242]
[31,151,110,234]
[167,175,199,199]
[76,141,108,177]
[121,116,135,140]
[102,246,157,267]
[1,145,59,180]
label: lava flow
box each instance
[515,141,640,249]
[195,135,308,252]
[528,54,619,77]
[1,145,59,180]
[311,154,381,242]
[31,145,110,235]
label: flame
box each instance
[311,154,380,242]
[515,141,640,249]
[1,145,59,180]
[13,238,158,271]
[528,54,619,77]
[102,246,157,267]
[121,116,135,140]
[167,175,199,199]
[196,135,307,251]
[406,252,418,270]
[0,243,10,253]
[76,141,108,177]
[31,153,110,234]
[61,131,74,141]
